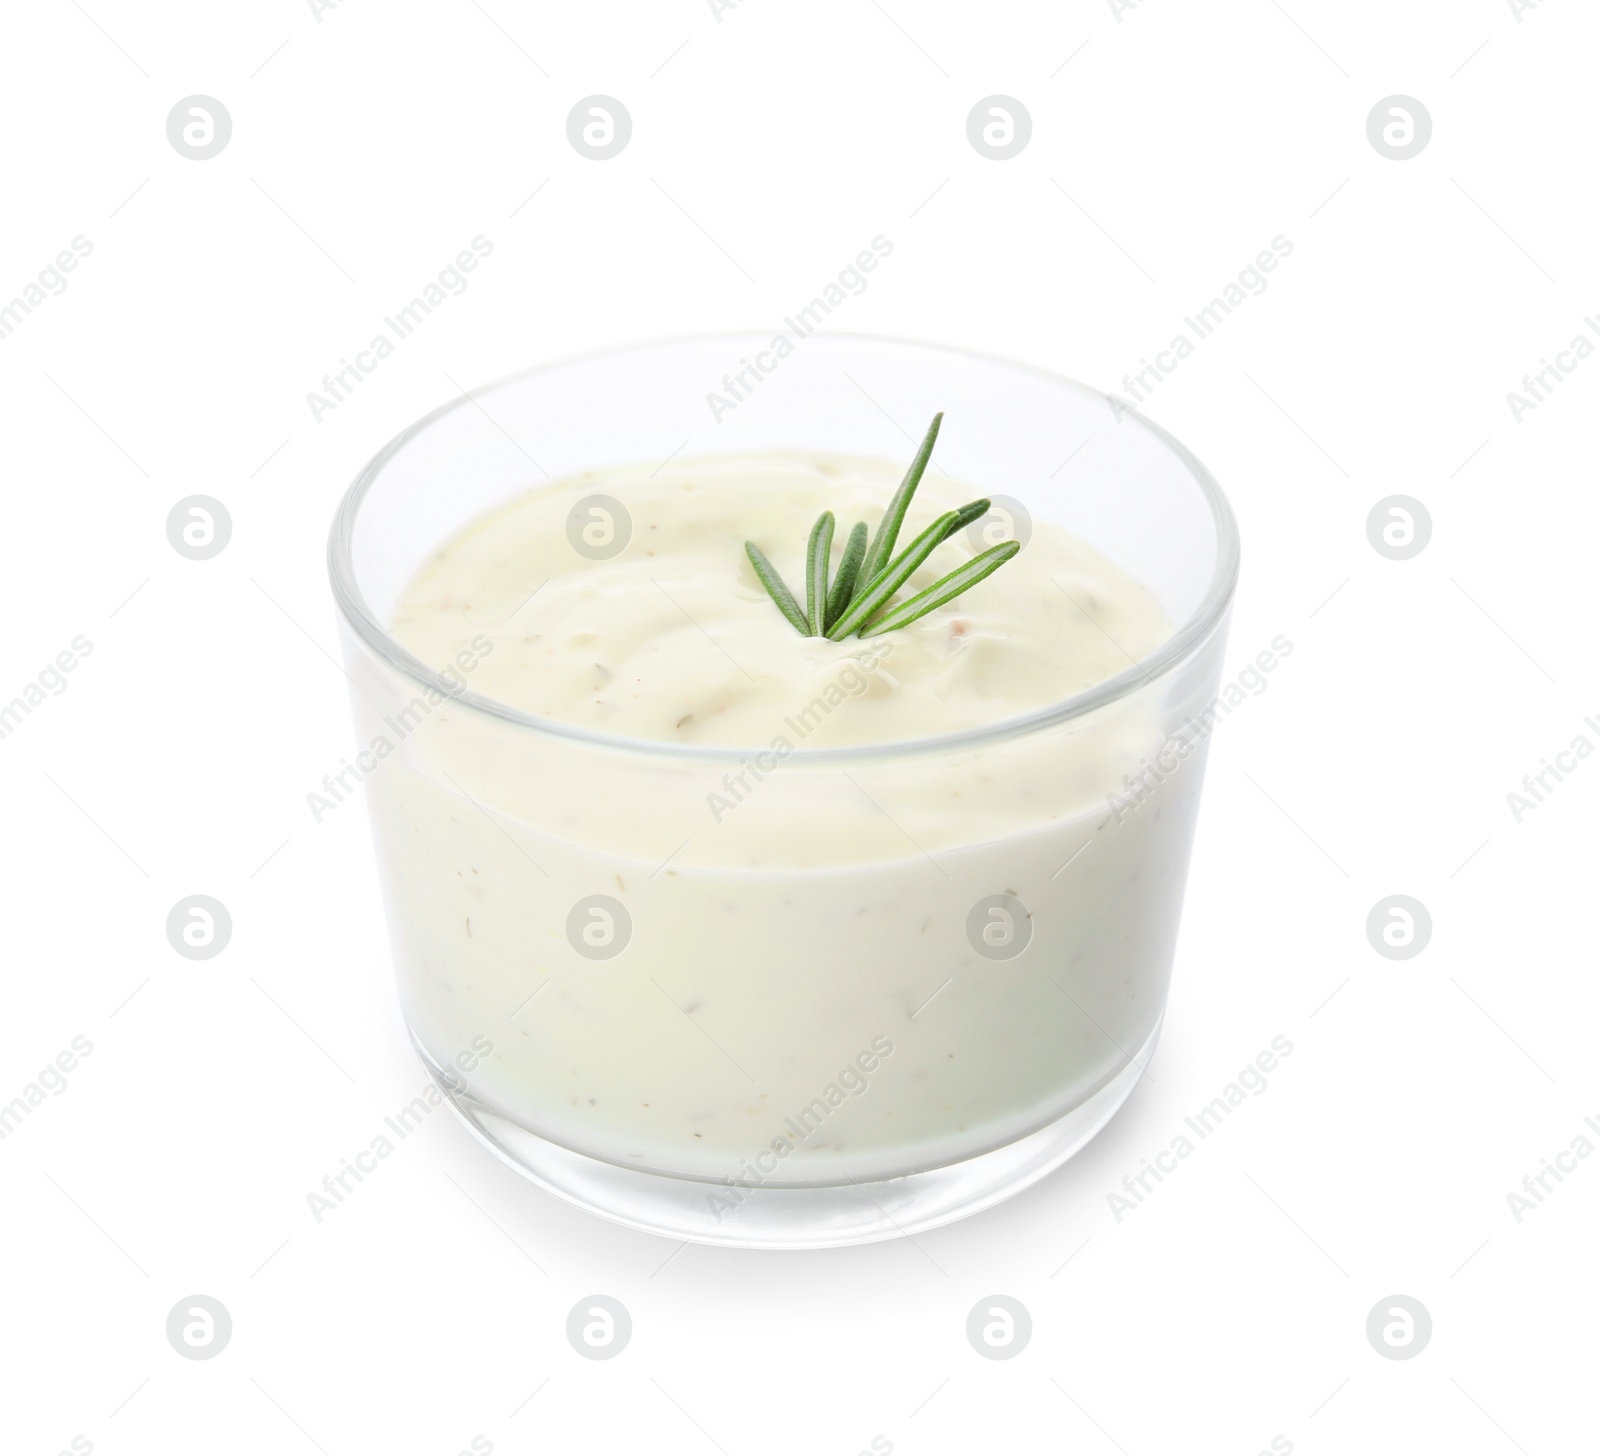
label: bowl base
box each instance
[413,1018,1162,1250]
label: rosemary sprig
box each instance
[744,412,1020,639]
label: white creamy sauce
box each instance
[371,451,1200,1190]
[389,452,1171,746]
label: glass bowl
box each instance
[328,333,1239,1248]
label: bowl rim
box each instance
[327,331,1240,764]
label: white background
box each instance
[2,1,1596,1452]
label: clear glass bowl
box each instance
[328,334,1239,1248]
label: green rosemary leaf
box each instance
[825,521,869,630]
[942,498,991,542]
[825,509,960,640]
[745,540,808,635]
[858,541,1021,637]
[858,412,942,588]
[805,511,835,637]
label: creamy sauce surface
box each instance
[389,451,1172,747]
